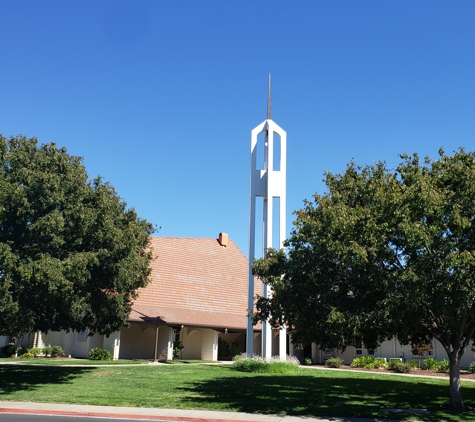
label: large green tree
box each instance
[253,148,475,409]
[0,135,154,349]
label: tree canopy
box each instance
[253,148,475,409]
[0,135,154,345]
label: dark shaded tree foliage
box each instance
[0,135,154,349]
[253,148,475,409]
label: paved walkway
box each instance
[0,401,407,422]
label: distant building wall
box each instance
[314,338,475,369]
[73,330,92,358]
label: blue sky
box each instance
[1,1,474,256]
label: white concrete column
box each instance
[311,343,318,363]
[288,335,295,357]
[279,327,287,360]
[103,331,121,360]
[262,286,272,360]
[201,329,218,361]
[167,327,174,360]
[156,327,174,361]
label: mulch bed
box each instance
[336,364,475,379]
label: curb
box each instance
[0,408,236,421]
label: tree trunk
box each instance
[13,334,25,358]
[449,356,464,409]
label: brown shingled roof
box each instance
[130,235,262,330]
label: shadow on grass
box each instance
[179,370,475,421]
[0,365,94,394]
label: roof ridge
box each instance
[149,235,236,242]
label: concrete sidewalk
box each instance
[0,401,408,422]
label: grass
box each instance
[0,358,215,365]
[0,358,150,365]
[1,362,475,421]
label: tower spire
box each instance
[247,75,287,360]
[267,73,271,120]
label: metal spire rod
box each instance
[267,73,271,120]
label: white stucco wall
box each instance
[253,333,261,356]
[181,328,202,360]
[63,331,76,356]
[73,331,92,358]
[0,336,9,347]
[318,338,475,369]
[119,323,155,359]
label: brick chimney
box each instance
[218,232,228,247]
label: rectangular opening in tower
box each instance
[256,132,266,170]
[272,197,281,249]
[254,196,264,259]
[272,132,281,171]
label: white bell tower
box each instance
[246,75,287,360]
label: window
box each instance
[77,329,89,342]
[354,339,363,356]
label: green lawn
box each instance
[0,358,151,365]
[1,362,475,421]
[0,358,214,365]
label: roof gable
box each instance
[131,235,261,329]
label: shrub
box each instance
[325,357,343,368]
[1,344,26,357]
[89,347,112,361]
[304,358,313,366]
[407,359,419,369]
[388,358,402,370]
[232,355,267,372]
[172,341,184,358]
[51,345,65,357]
[351,356,388,369]
[21,351,35,358]
[42,346,53,357]
[373,358,389,369]
[29,347,42,357]
[423,357,439,370]
[218,339,241,360]
[351,356,373,368]
[1,344,17,357]
[218,338,230,360]
[438,359,450,373]
[229,341,241,358]
[232,355,299,373]
[265,361,300,374]
[393,362,412,373]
